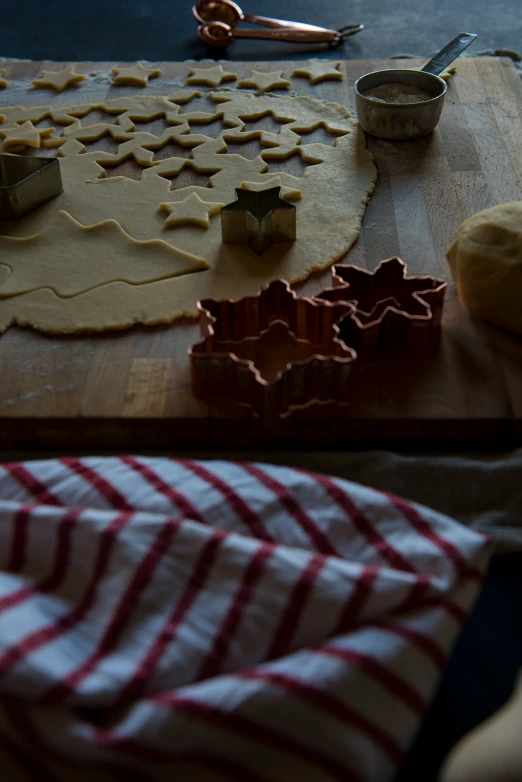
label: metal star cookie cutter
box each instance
[189,279,356,423]
[314,257,447,362]
[221,186,296,255]
[0,153,63,220]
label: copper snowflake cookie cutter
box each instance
[189,279,357,423]
[189,257,447,422]
[315,256,447,362]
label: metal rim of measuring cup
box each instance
[354,69,448,107]
[353,69,448,140]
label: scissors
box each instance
[193,0,363,46]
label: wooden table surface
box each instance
[1,57,521,451]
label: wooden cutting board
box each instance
[1,57,521,450]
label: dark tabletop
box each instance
[1,0,521,61]
[2,1,522,779]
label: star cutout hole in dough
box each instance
[32,66,86,93]
[158,192,225,229]
[111,63,162,87]
[0,210,208,299]
[185,64,238,88]
[242,113,291,134]
[265,150,324,178]
[237,70,291,92]
[297,124,349,147]
[292,60,344,85]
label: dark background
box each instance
[1,0,521,61]
[2,2,522,779]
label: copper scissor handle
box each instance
[193,0,362,39]
[198,21,343,46]
[238,12,341,33]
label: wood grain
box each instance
[0,57,521,450]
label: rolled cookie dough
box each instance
[446,201,522,334]
[0,89,376,334]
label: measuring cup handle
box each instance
[421,32,477,75]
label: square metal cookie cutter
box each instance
[0,153,63,220]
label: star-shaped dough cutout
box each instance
[185,64,238,88]
[239,176,302,201]
[237,70,291,93]
[111,63,162,87]
[0,69,8,89]
[291,60,344,85]
[0,120,55,152]
[440,65,457,82]
[32,65,86,93]
[158,193,225,229]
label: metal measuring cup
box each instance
[354,32,477,140]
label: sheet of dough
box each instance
[0,90,376,334]
[0,211,208,297]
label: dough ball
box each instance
[446,202,522,334]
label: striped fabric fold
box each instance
[0,457,490,781]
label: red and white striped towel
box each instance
[0,457,490,781]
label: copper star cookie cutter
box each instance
[188,258,447,422]
[0,153,63,220]
[189,279,357,423]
